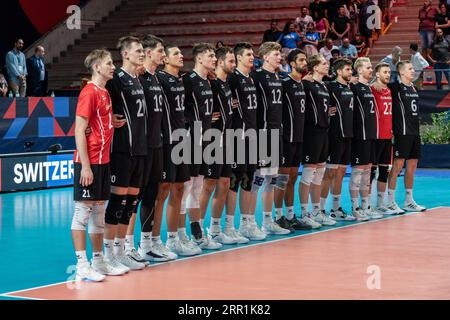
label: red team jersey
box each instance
[371,86,393,139]
[74,83,114,165]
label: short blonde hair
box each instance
[258,41,281,60]
[84,49,111,75]
[354,57,371,72]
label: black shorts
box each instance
[231,135,258,173]
[394,135,421,160]
[162,143,190,183]
[303,128,328,164]
[375,139,393,165]
[230,168,255,192]
[201,145,233,180]
[282,141,303,168]
[141,147,164,188]
[351,139,376,166]
[257,129,283,169]
[74,163,110,201]
[327,135,352,165]
[110,153,145,188]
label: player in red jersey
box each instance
[71,49,127,282]
[370,63,397,216]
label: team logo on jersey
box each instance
[241,79,247,84]
[199,82,204,87]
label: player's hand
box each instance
[329,106,337,115]
[85,126,92,135]
[212,112,221,122]
[80,166,94,187]
[113,114,127,128]
[232,99,239,109]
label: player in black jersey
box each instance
[273,49,312,231]
[225,42,266,241]
[179,43,222,250]
[103,36,147,271]
[300,54,336,228]
[387,61,426,213]
[320,58,357,221]
[250,42,291,236]
[349,57,378,221]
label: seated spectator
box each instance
[303,22,320,56]
[380,46,403,82]
[410,42,429,89]
[435,3,450,42]
[319,38,339,62]
[331,6,351,43]
[296,6,314,32]
[315,13,330,39]
[310,0,327,21]
[278,22,302,55]
[0,73,8,97]
[262,20,282,43]
[339,37,358,60]
[429,28,450,89]
[278,53,291,76]
[419,0,438,60]
[352,33,370,56]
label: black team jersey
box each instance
[182,71,214,137]
[327,80,354,138]
[157,70,186,145]
[211,78,234,135]
[302,79,330,130]
[251,68,283,130]
[139,70,163,148]
[106,68,147,156]
[228,68,258,131]
[350,81,378,140]
[281,75,306,143]
[388,81,420,136]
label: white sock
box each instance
[151,235,161,245]
[320,197,327,211]
[332,195,340,211]
[240,213,249,226]
[263,211,273,224]
[104,239,114,259]
[113,238,124,256]
[361,197,369,210]
[75,250,87,263]
[301,204,308,217]
[351,198,359,210]
[248,214,256,225]
[405,189,413,203]
[286,206,294,220]
[92,251,103,262]
[225,215,234,229]
[200,219,204,230]
[178,228,188,239]
[275,208,283,220]
[125,235,134,251]
[377,192,385,207]
[167,232,178,240]
[312,203,320,214]
[140,232,152,249]
[388,189,395,204]
[210,218,221,234]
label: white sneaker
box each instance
[115,254,146,270]
[139,241,177,262]
[262,220,291,235]
[179,234,202,255]
[126,248,149,266]
[195,234,223,250]
[211,231,238,244]
[92,258,126,276]
[352,207,370,221]
[223,227,250,244]
[299,213,322,229]
[240,224,267,241]
[387,202,406,214]
[75,261,106,282]
[365,207,383,219]
[403,201,426,212]
[312,210,336,226]
[373,206,397,216]
[330,207,356,221]
[167,237,200,256]
[103,256,130,274]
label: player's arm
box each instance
[228,74,241,112]
[106,78,127,128]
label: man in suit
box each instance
[26,46,48,96]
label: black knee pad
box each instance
[119,195,139,225]
[370,166,377,184]
[105,194,127,225]
[230,171,243,193]
[377,165,389,183]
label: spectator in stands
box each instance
[339,37,358,60]
[5,38,27,97]
[26,46,48,97]
[326,0,341,23]
[310,0,327,21]
[303,22,320,56]
[352,33,370,56]
[279,52,291,76]
[319,38,339,62]
[381,46,403,82]
[419,0,438,60]
[331,6,351,43]
[0,73,8,97]
[429,28,450,89]
[263,20,283,43]
[344,0,360,40]
[324,48,342,81]
[296,6,314,32]
[315,12,330,39]
[410,42,429,88]
[278,22,303,55]
[435,3,450,42]
[215,41,225,48]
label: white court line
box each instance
[0,294,45,301]
[3,206,447,298]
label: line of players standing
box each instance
[70,35,426,282]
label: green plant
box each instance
[421,111,450,144]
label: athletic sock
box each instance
[75,250,88,263]
[351,198,359,210]
[241,214,249,226]
[178,228,188,240]
[263,211,273,225]
[167,232,178,240]
[210,218,221,234]
[312,203,320,214]
[92,251,103,262]
[275,208,283,221]
[151,235,161,245]
[405,189,413,203]
[320,197,327,211]
[124,235,134,252]
[113,238,124,256]
[332,195,341,211]
[361,197,369,210]
[377,192,385,207]
[300,204,308,217]
[225,215,234,229]
[286,206,294,220]
[104,239,114,260]
[140,232,152,249]
[388,189,395,204]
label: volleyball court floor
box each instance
[0,169,449,300]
